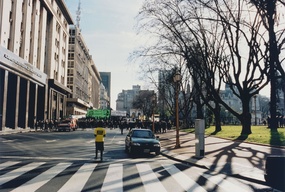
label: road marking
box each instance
[0,161,20,171]
[101,164,123,192]
[1,139,17,143]
[162,164,207,192]
[110,135,116,143]
[0,162,45,185]
[87,139,94,144]
[11,162,71,192]
[0,156,93,161]
[202,173,249,192]
[58,163,97,192]
[45,139,57,143]
[136,163,167,192]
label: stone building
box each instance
[116,85,141,115]
[66,25,101,116]
[0,0,73,130]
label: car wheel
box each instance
[155,151,160,156]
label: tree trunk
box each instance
[240,95,252,135]
[268,0,278,131]
[214,104,222,132]
[196,99,204,119]
[241,111,252,135]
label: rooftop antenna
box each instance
[76,0,81,30]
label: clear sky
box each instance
[64,0,145,109]
[64,0,272,110]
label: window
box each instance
[69,37,75,44]
[67,69,73,76]
[67,77,73,84]
[68,61,74,68]
[68,53,74,60]
[70,29,75,36]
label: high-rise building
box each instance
[116,85,141,115]
[0,0,73,130]
[99,72,111,108]
[66,25,101,116]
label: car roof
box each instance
[131,128,151,131]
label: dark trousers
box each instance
[95,142,104,161]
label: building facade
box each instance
[116,85,141,116]
[99,83,109,109]
[99,72,111,108]
[66,25,101,116]
[0,0,73,130]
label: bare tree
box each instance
[248,0,285,130]
[131,7,195,127]
[134,0,274,135]
[185,0,270,134]
[133,90,156,120]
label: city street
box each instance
[0,128,275,191]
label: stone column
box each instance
[56,92,60,119]
[25,81,30,128]
[44,85,49,120]
[34,84,38,123]
[14,76,20,129]
[1,71,9,131]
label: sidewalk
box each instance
[159,129,285,182]
[0,127,36,135]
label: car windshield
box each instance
[132,130,153,138]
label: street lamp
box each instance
[152,95,156,133]
[173,72,181,148]
[254,95,257,125]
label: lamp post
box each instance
[151,94,155,133]
[254,95,257,125]
[173,72,181,148]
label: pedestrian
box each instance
[35,120,38,132]
[94,121,106,161]
[44,119,48,132]
[119,121,124,135]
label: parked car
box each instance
[125,128,160,156]
[57,118,77,132]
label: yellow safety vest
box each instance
[94,127,106,142]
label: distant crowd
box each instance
[78,118,173,134]
[34,118,174,133]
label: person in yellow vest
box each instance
[94,121,106,161]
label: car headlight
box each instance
[132,142,141,146]
[153,144,160,147]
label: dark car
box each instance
[125,128,160,156]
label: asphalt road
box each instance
[0,128,274,192]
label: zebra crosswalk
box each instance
[0,160,269,192]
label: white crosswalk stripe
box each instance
[11,162,71,192]
[162,164,207,192]
[202,173,250,192]
[0,162,45,186]
[136,163,167,192]
[0,160,268,191]
[58,163,97,192]
[101,164,123,192]
[0,161,20,171]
